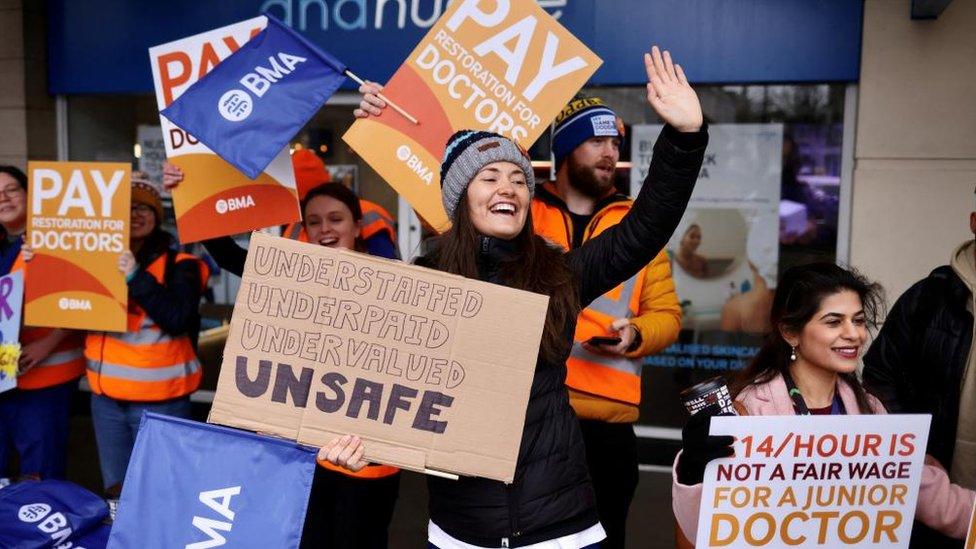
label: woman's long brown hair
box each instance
[422,194,579,364]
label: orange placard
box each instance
[149,16,301,243]
[26,161,130,332]
[343,0,602,230]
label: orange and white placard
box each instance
[26,161,130,332]
[696,414,932,548]
[343,0,602,230]
[149,15,301,243]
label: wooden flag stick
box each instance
[345,70,419,125]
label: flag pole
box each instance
[344,70,419,126]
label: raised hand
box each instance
[644,46,703,133]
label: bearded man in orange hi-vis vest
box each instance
[0,165,85,488]
[531,96,682,549]
[286,149,400,260]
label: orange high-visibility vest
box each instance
[9,253,85,389]
[359,199,396,243]
[85,252,209,402]
[532,189,646,406]
[283,199,396,245]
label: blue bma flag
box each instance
[161,14,347,179]
[108,413,316,549]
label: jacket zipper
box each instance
[504,483,521,547]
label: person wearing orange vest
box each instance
[81,173,208,512]
[163,162,400,549]
[287,149,399,259]
[0,165,85,485]
[531,97,682,549]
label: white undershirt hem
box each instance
[428,520,606,549]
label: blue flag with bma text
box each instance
[107,413,316,549]
[161,14,347,179]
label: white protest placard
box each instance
[0,271,24,393]
[696,414,931,548]
[966,499,976,549]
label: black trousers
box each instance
[579,420,639,549]
[300,466,401,549]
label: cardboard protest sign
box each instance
[966,500,976,549]
[109,413,315,549]
[26,162,130,332]
[209,232,547,482]
[149,16,301,243]
[695,415,931,548]
[0,271,23,392]
[343,0,602,230]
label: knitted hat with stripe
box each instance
[440,130,535,221]
[131,171,164,223]
[552,96,622,168]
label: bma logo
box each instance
[218,90,253,122]
[58,297,92,311]
[18,503,51,522]
[18,503,75,547]
[215,196,256,214]
[217,52,307,123]
[395,145,433,186]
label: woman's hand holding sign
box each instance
[353,81,386,119]
[162,162,184,191]
[645,45,703,133]
[318,434,369,473]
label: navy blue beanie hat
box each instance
[551,96,622,168]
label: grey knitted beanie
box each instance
[440,130,535,220]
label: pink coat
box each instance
[671,373,976,544]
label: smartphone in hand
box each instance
[585,336,622,347]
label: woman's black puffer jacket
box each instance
[420,124,708,547]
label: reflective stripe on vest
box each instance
[90,358,200,382]
[588,275,638,319]
[9,251,86,389]
[360,202,396,243]
[569,343,641,377]
[38,348,85,368]
[570,274,644,380]
[85,252,205,401]
[284,222,306,241]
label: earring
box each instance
[790,346,797,361]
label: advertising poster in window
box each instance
[149,16,301,244]
[630,124,782,428]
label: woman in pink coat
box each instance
[671,263,975,547]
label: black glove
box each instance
[676,403,735,485]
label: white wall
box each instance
[850,0,976,303]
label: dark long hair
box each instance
[733,262,885,414]
[301,183,365,253]
[422,194,579,364]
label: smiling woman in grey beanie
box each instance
[328,45,709,549]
